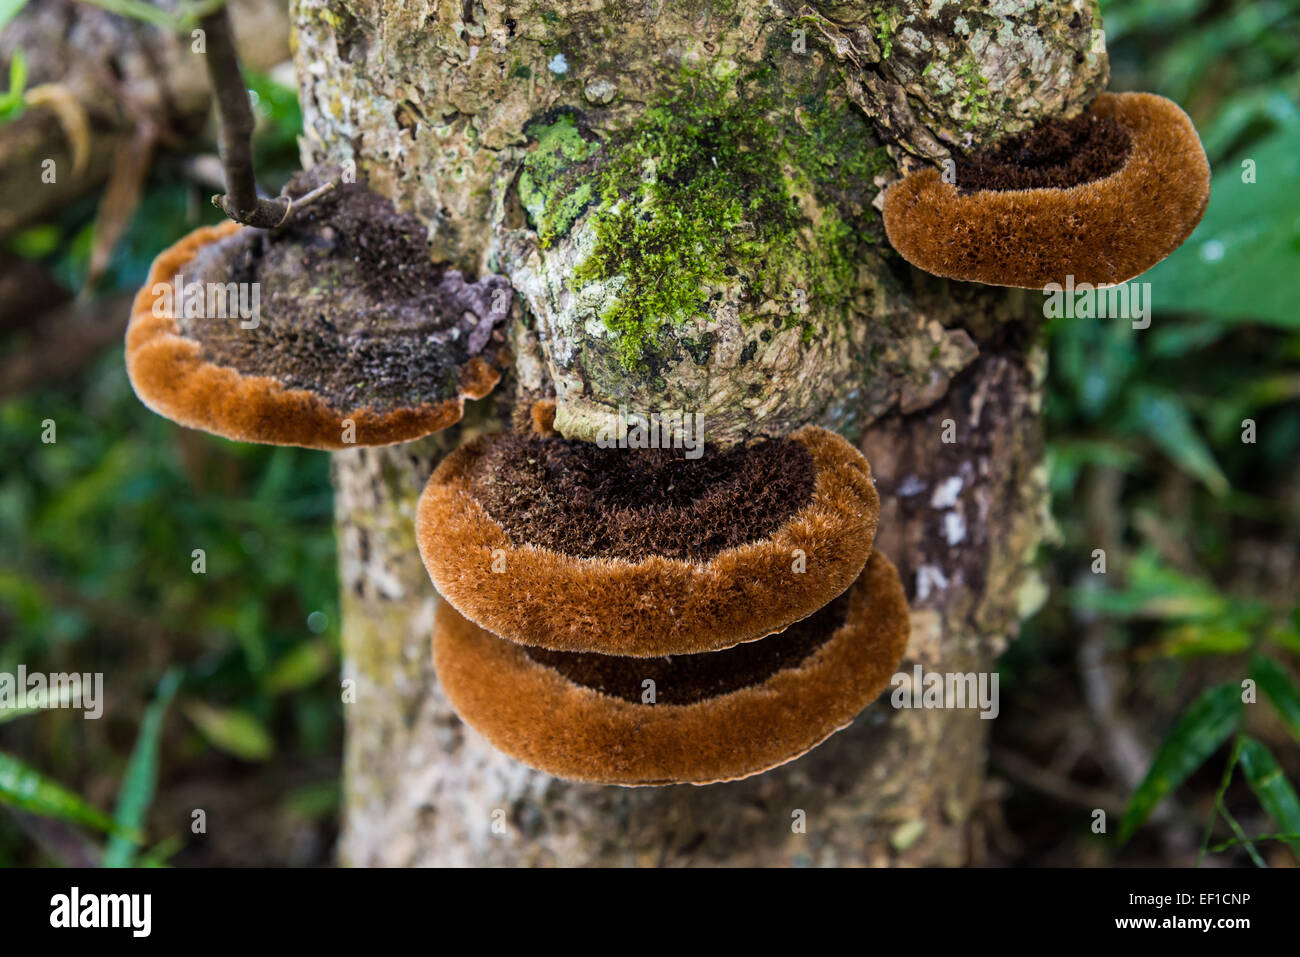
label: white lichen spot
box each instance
[916,564,949,601]
[548,53,569,75]
[897,475,927,497]
[901,28,930,53]
[943,510,967,546]
[930,475,963,509]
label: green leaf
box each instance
[104,668,182,868]
[264,639,334,695]
[1237,737,1300,858]
[1070,549,1228,621]
[1143,123,1300,328]
[1154,623,1252,658]
[136,834,183,868]
[1253,655,1300,747]
[0,48,27,121]
[5,223,61,259]
[0,752,130,837]
[183,701,274,762]
[1120,682,1242,843]
[1126,388,1229,496]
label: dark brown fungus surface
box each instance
[125,172,511,449]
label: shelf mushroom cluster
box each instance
[126,84,1208,787]
[125,172,909,787]
[416,410,910,786]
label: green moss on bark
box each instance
[524,71,890,370]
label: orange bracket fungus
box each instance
[433,551,910,786]
[882,92,1211,288]
[126,173,511,449]
[416,425,881,657]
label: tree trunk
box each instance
[307,0,1104,866]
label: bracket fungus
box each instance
[126,174,512,449]
[416,425,880,657]
[882,92,1211,288]
[433,550,909,786]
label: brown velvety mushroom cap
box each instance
[416,425,879,657]
[125,220,507,450]
[432,550,910,786]
[882,92,1211,288]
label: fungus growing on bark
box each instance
[432,550,910,786]
[126,175,511,449]
[416,424,879,656]
[882,92,1210,288]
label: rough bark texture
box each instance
[309,0,1103,865]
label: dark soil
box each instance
[525,590,850,704]
[175,168,510,411]
[473,432,816,562]
[956,113,1132,193]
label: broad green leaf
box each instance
[1154,623,1252,659]
[0,752,130,837]
[1070,550,1228,621]
[1237,737,1300,858]
[183,701,274,762]
[1098,0,1209,44]
[104,668,182,868]
[1199,88,1300,163]
[1120,682,1241,843]
[1253,655,1300,747]
[1126,389,1229,496]
[264,639,334,695]
[1143,123,1300,328]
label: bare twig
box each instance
[199,6,338,229]
[199,6,291,228]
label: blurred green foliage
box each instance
[1026,0,1300,862]
[0,66,340,865]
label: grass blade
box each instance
[1253,654,1300,747]
[1237,737,1300,860]
[103,667,182,868]
[0,751,129,837]
[1120,682,1241,843]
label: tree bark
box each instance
[309,0,1104,865]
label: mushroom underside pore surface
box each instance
[432,550,910,786]
[125,175,511,449]
[416,424,881,656]
[882,92,1211,288]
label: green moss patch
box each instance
[518,112,599,248]
[524,72,887,370]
